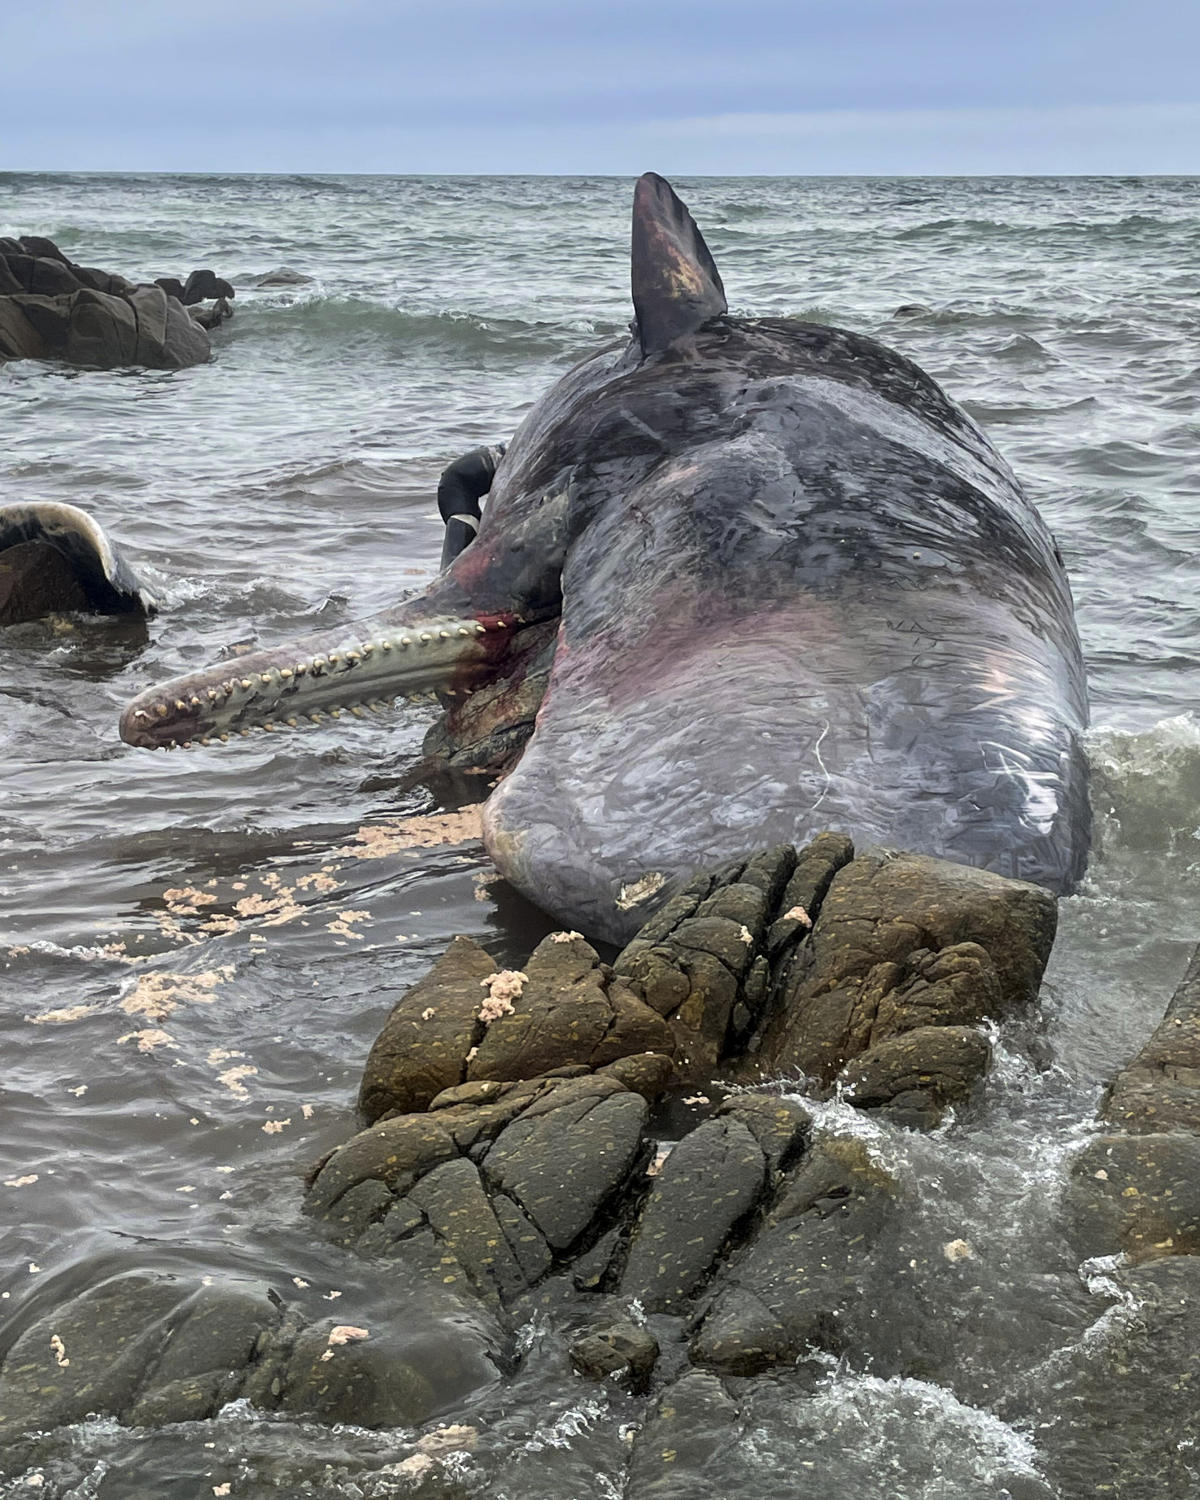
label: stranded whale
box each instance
[119,173,1089,943]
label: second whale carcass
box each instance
[120,174,1090,944]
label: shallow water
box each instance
[1,173,1199,1497]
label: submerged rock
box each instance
[0,236,232,370]
[1068,1131,1200,1261]
[689,1135,904,1375]
[568,1318,659,1389]
[1072,938,1200,1262]
[1032,1257,1200,1499]
[1102,942,1200,1132]
[0,1268,501,1439]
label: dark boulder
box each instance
[0,235,232,370]
[568,1318,659,1389]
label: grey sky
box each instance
[3,0,1198,173]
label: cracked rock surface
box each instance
[0,836,1061,1452]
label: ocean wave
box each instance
[1088,714,1200,856]
[230,297,622,357]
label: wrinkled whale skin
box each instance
[120,177,1088,944]
[460,315,1089,940]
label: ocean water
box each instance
[1,172,1199,1497]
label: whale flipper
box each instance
[0,502,157,624]
[631,171,727,355]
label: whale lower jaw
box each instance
[119,612,519,750]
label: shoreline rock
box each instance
[0,236,232,370]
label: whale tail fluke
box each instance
[631,172,727,356]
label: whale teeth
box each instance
[360,642,375,657]
[156,704,169,718]
[188,696,201,709]
[199,737,212,746]
[259,672,274,685]
[286,717,298,727]
[279,668,293,680]
[134,709,150,722]
[398,636,411,649]
[381,639,393,652]
[240,678,253,690]
[344,651,361,665]
[219,733,230,743]
[312,657,328,670]
[327,653,341,666]
[308,712,325,723]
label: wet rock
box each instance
[621,1118,766,1313]
[189,294,234,331]
[714,1093,811,1176]
[305,1111,458,1224]
[482,1076,648,1252]
[568,1318,659,1389]
[359,935,499,1121]
[277,1320,436,1429]
[1103,941,1200,1132]
[626,1370,743,1500]
[764,830,854,961]
[310,1065,668,1300]
[1067,1131,1200,1261]
[760,850,1054,1083]
[467,933,674,1082]
[407,1156,550,1305]
[181,268,234,304]
[360,933,674,1125]
[614,845,797,1072]
[690,1136,902,1375]
[253,265,315,286]
[1033,1257,1200,1500]
[0,1272,280,1438]
[0,236,231,369]
[837,1022,992,1127]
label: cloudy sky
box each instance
[3,0,1197,174]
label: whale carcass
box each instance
[120,174,1089,943]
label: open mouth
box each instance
[119,610,527,750]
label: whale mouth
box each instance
[119,610,525,750]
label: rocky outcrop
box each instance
[303,838,1054,1388]
[0,1268,501,1438]
[358,932,674,1122]
[1068,939,1200,1263]
[0,837,1062,1452]
[1052,938,1200,1493]
[0,236,232,370]
[757,848,1055,1092]
[1101,942,1200,1132]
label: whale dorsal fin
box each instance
[631,172,727,356]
